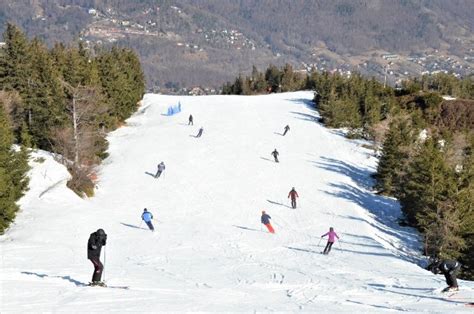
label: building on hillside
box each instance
[382,54,398,61]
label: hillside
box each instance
[1,0,473,91]
[1,91,473,311]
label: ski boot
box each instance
[442,286,459,292]
[89,281,107,287]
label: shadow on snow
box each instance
[21,271,88,287]
[313,156,420,263]
[232,225,265,233]
[120,222,148,230]
[266,199,292,209]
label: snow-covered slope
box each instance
[1,91,472,312]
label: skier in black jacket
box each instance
[271,149,279,163]
[87,229,107,286]
[429,258,461,292]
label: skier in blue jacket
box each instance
[141,208,154,232]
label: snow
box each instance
[1,91,473,312]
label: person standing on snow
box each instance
[196,127,204,138]
[288,187,299,209]
[141,208,154,232]
[271,149,279,163]
[321,227,339,254]
[282,125,290,136]
[429,259,461,292]
[155,161,166,178]
[188,114,193,125]
[87,229,107,286]
[261,210,275,234]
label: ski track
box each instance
[1,91,473,312]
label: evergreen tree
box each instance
[265,64,281,93]
[375,118,415,195]
[0,104,29,234]
[400,138,457,226]
[0,23,32,95]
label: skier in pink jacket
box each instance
[321,227,339,254]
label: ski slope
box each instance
[1,91,473,312]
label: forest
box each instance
[0,23,145,233]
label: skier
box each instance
[188,114,193,125]
[261,210,275,233]
[321,227,339,254]
[196,127,204,138]
[141,208,154,232]
[288,187,299,209]
[271,149,279,163]
[282,125,290,136]
[429,259,461,292]
[155,161,166,178]
[87,228,107,286]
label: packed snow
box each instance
[1,91,473,312]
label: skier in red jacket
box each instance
[288,187,299,209]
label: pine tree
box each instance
[0,23,32,95]
[400,138,457,226]
[375,118,415,195]
[26,38,67,149]
[0,103,29,234]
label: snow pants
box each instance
[145,221,155,231]
[283,129,288,136]
[89,257,104,282]
[291,198,297,208]
[323,241,334,254]
[444,265,460,287]
[273,156,279,163]
[155,170,163,178]
[265,223,275,233]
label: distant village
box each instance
[10,6,472,96]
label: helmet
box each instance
[97,228,105,235]
[144,208,148,212]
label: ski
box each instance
[89,282,129,290]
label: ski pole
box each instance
[103,246,106,282]
[338,240,343,252]
[317,237,322,247]
[139,220,143,229]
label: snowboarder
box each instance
[155,161,166,178]
[429,259,461,292]
[196,127,204,138]
[141,208,154,232]
[271,149,279,163]
[288,187,299,209]
[282,125,290,136]
[261,210,275,233]
[87,228,107,286]
[188,114,193,125]
[321,227,339,254]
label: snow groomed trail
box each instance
[1,91,473,312]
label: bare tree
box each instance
[59,80,106,165]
